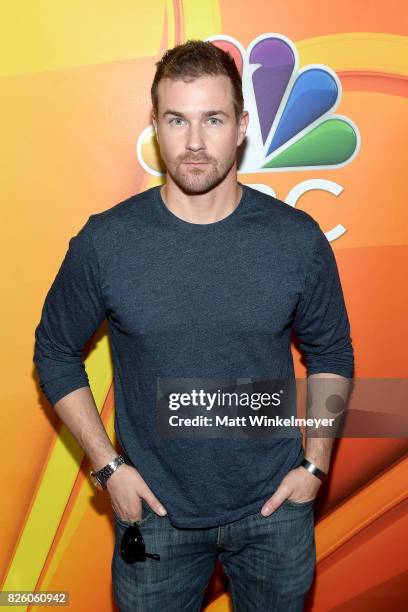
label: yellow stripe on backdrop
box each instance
[183,0,222,40]
[2,336,113,609]
[297,33,408,75]
[0,0,222,77]
[0,0,164,75]
[30,393,117,611]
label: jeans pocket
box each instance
[113,498,154,527]
[284,497,316,507]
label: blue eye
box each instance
[208,117,222,125]
[169,117,184,125]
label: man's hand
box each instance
[260,466,322,517]
[106,464,167,521]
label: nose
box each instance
[185,122,205,152]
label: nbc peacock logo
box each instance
[136,33,360,176]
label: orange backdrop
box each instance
[2,1,407,610]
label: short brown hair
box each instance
[151,39,244,122]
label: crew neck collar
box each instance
[154,182,248,231]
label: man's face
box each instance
[152,74,248,194]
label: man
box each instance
[33,40,354,611]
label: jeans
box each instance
[111,497,316,612]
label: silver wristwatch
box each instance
[90,454,126,490]
[300,458,327,482]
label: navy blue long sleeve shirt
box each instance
[33,183,354,527]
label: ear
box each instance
[151,113,157,132]
[237,110,249,147]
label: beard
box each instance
[165,154,236,195]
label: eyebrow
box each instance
[162,109,229,118]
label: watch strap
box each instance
[300,458,327,481]
[91,454,125,489]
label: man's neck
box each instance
[160,177,242,225]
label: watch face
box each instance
[90,472,104,490]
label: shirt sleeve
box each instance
[33,215,107,406]
[292,224,354,378]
